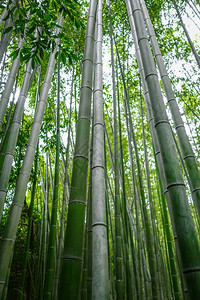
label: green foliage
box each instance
[0,0,200,298]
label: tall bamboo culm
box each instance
[108,4,124,297]
[58,1,97,298]
[127,0,200,297]
[0,59,34,221]
[172,0,200,69]
[139,0,200,219]
[125,3,183,298]
[92,0,109,299]
[44,59,61,299]
[0,16,63,298]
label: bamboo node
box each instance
[192,188,200,193]
[167,97,176,103]
[80,85,92,93]
[82,58,94,65]
[167,182,185,189]
[84,35,95,42]
[74,154,89,160]
[183,267,200,274]
[93,88,103,93]
[12,203,23,208]
[138,36,149,45]
[155,150,160,156]
[145,72,158,80]
[63,256,83,262]
[87,277,92,281]
[148,117,154,123]
[93,121,104,127]
[154,120,169,128]
[92,164,104,170]
[69,200,86,206]
[1,238,15,242]
[77,116,90,122]
[175,124,184,130]
[183,154,195,160]
[87,14,96,20]
[27,142,37,150]
[92,222,107,228]
[130,8,142,15]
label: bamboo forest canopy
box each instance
[0,0,199,299]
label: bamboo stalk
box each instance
[139,0,200,218]
[127,0,200,297]
[0,16,63,298]
[58,2,97,297]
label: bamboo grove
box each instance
[0,0,199,299]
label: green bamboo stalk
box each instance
[108,3,124,298]
[0,59,34,221]
[87,119,93,300]
[0,6,9,27]
[126,3,183,298]
[36,163,49,299]
[140,91,166,299]
[81,226,88,300]
[0,49,6,90]
[58,2,97,297]
[17,146,39,300]
[116,75,133,300]
[113,31,159,298]
[44,59,61,299]
[130,67,159,300]
[105,119,146,300]
[0,28,25,131]
[157,169,183,300]
[0,75,18,150]
[127,212,140,300]
[0,10,13,64]
[0,16,63,298]
[82,105,92,299]
[127,0,200,297]
[139,0,200,218]
[53,67,74,300]
[172,0,200,68]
